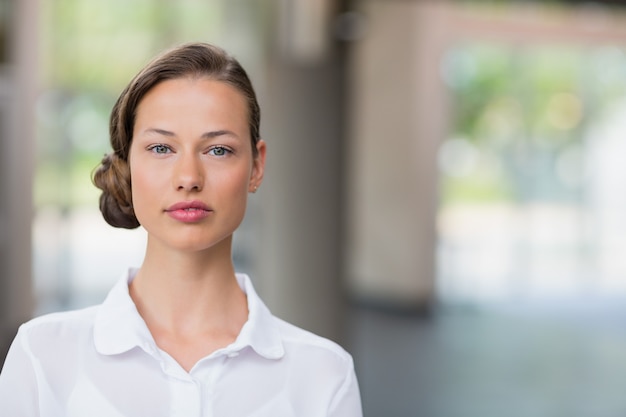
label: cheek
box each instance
[210,167,251,210]
[212,174,242,199]
[225,165,252,194]
[129,169,161,228]
[128,158,154,210]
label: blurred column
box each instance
[344,0,449,310]
[256,0,348,342]
[0,0,37,362]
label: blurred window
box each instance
[438,41,626,307]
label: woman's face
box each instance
[128,77,265,253]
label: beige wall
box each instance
[253,0,348,341]
[1,0,38,360]
[345,1,448,308]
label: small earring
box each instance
[252,185,258,193]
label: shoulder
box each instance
[239,273,355,368]
[1,307,102,412]
[16,306,99,351]
[273,317,355,368]
[270,318,362,415]
[21,305,99,331]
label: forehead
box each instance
[142,76,246,107]
[134,77,249,127]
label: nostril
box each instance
[177,183,202,191]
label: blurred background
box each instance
[2,0,626,415]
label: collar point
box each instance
[257,345,285,360]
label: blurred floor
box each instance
[348,301,626,417]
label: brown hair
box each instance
[92,42,261,229]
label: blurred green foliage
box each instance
[440,43,626,206]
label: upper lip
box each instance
[165,200,212,212]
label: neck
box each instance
[130,235,248,338]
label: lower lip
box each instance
[166,208,212,223]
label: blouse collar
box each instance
[93,269,285,360]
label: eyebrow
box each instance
[142,128,238,139]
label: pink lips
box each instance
[165,201,212,223]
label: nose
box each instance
[173,153,204,191]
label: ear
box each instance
[249,139,267,193]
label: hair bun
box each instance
[92,153,140,229]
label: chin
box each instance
[166,232,234,253]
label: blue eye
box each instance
[209,146,230,156]
[149,144,171,154]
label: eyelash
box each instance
[146,144,232,157]
[147,144,172,154]
[207,146,232,157]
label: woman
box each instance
[0,42,362,416]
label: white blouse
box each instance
[0,271,362,417]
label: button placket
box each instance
[191,353,237,417]
[170,378,202,417]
